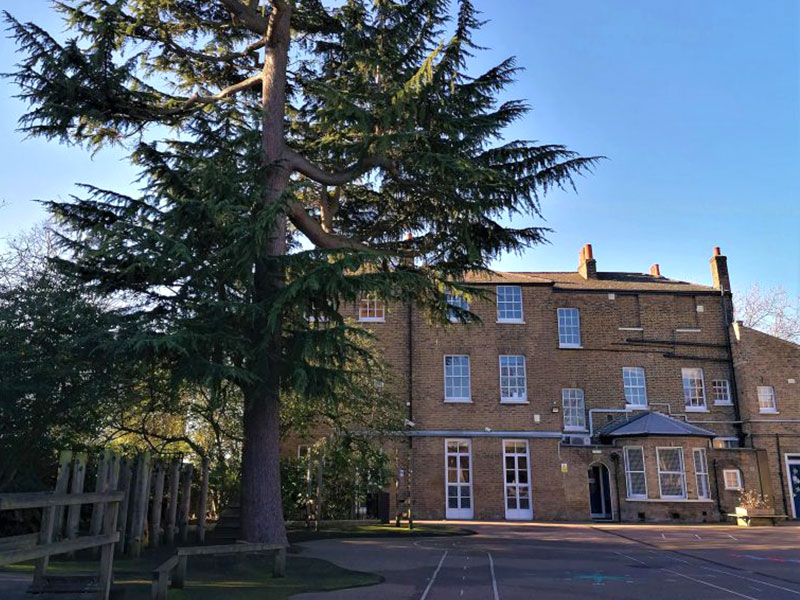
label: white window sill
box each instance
[724,487,743,492]
[714,402,733,406]
[625,404,648,411]
[358,318,385,323]
[497,319,525,324]
[559,344,583,349]
[627,498,714,503]
[675,328,701,333]
[563,428,588,433]
[684,407,709,413]
[500,399,529,405]
[618,327,644,331]
[444,399,472,404]
[759,409,779,415]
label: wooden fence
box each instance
[2,449,212,556]
[0,450,123,599]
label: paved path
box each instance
[293,522,800,600]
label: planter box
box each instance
[735,506,775,527]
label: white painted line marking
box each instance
[663,569,759,600]
[614,551,647,565]
[700,566,800,596]
[419,550,448,600]
[695,534,702,540]
[662,533,667,540]
[488,552,500,600]
[729,534,739,541]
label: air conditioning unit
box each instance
[562,434,591,446]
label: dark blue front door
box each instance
[789,462,800,520]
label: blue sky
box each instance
[1,1,798,295]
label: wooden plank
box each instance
[50,453,73,542]
[129,452,152,557]
[172,555,187,589]
[115,458,133,556]
[176,542,287,556]
[165,459,180,545]
[34,450,72,579]
[149,461,166,549]
[0,532,119,566]
[273,547,286,578]
[0,490,124,511]
[0,533,39,551]
[89,450,112,544]
[64,452,87,546]
[196,458,210,544]
[98,453,120,600]
[177,464,193,544]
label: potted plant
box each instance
[734,490,774,526]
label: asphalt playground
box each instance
[294,521,800,600]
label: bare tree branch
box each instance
[217,0,269,35]
[736,283,800,343]
[286,149,398,186]
[174,74,263,113]
[286,201,372,251]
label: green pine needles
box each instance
[6,0,599,543]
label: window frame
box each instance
[496,285,524,323]
[757,385,778,414]
[693,448,711,500]
[622,367,648,408]
[723,468,743,491]
[357,295,386,322]
[443,355,472,403]
[681,367,707,412]
[499,355,528,403]
[623,446,648,499]
[297,445,310,459]
[446,292,470,323]
[557,307,582,348]
[713,437,740,449]
[561,388,586,432]
[712,379,732,405]
[656,446,687,500]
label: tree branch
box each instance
[286,149,398,186]
[174,74,263,113]
[217,0,269,35]
[286,201,372,251]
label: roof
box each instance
[462,271,716,293]
[597,411,717,439]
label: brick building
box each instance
[289,245,799,523]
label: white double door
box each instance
[445,439,533,520]
[503,440,533,520]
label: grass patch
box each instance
[288,523,472,543]
[4,553,379,600]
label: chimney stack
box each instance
[578,244,597,279]
[650,264,661,278]
[710,246,730,291]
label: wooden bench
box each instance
[151,542,288,600]
[726,513,791,526]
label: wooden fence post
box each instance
[97,453,121,600]
[53,450,72,539]
[34,450,72,581]
[64,452,87,546]
[129,452,151,557]
[89,449,112,556]
[178,464,194,543]
[165,459,180,545]
[197,458,210,544]
[149,461,166,549]
[115,457,133,555]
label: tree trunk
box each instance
[240,1,291,545]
